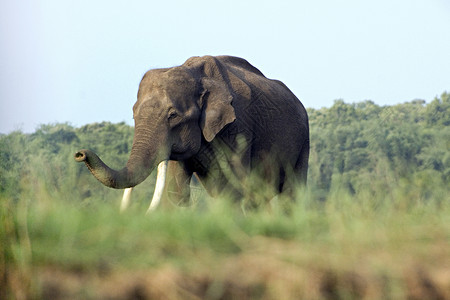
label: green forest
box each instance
[1,92,449,204]
[1,92,449,299]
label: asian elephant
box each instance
[75,55,309,211]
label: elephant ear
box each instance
[199,78,236,142]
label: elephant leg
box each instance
[276,139,309,203]
[295,139,310,187]
[163,160,193,207]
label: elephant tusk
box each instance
[120,187,133,212]
[146,160,168,214]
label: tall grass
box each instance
[2,176,449,299]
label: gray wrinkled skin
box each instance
[75,56,309,203]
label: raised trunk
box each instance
[74,149,155,189]
[75,122,167,189]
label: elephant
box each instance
[75,55,309,211]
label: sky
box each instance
[1,0,449,134]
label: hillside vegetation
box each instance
[1,92,449,299]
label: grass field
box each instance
[2,185,450,299]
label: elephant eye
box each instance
[168,109,178,121]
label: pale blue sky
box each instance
[1,0,449,133]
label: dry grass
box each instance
[2,187,449,299]
[32,237,450,300]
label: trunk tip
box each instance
[74,150,88,162]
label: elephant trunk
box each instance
[75,121,168,189]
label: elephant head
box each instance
[75,56,236,191]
